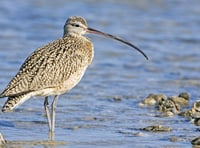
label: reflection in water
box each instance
[48,131,54,141]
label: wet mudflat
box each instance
[0,0,200,147]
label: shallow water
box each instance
[0,0,200,147]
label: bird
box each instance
[0,16,148,136]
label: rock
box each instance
[113,96,122,102]
[178,110,192,118]
[169,136,188,142]
[140,94,167,106]
[117,131,145,137]
[83,116,98,121]
[168,96,189,106]
[191,136,200,145]
[141,125,172,132]
[192,118,200,126]
[157,99,180,114]
[159,111,175,117]
[169,136,180,142]
[133,132,145,137]
[178,92,190,101]
[191,100,200,118]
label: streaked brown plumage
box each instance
[1,18,93,112]
[0,16,148,136]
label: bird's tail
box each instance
[2,93,30,112]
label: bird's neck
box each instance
[63,32,82,38]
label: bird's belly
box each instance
[62,67,87,93]
[35,66,87,97]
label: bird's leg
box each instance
[44,97,52,131]
[51,95,59,132]
[48,131,55,141]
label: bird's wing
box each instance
[0,36,93,97]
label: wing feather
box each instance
[0,35,93,97]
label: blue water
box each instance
[0,0,200,147]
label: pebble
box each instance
[113,96,122,102]
[140,93,167,106]
[159,111,175,117]
[178,110,192,118]
[178,92,190,100]
[141,125,172,132]
[133,132,145,137]
[118,131,145,137]
[192,118,200,126]
[157,99,180,115]
[169,136,188,142]
[192,100,200,118]
[191,136,200,145]
[169,136,181,142]
[140,92,190,116]
[168,95,189,106]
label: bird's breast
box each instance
[56,65,88,95]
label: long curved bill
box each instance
[86,28,148,60]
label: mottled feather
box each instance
[0,34,93,98]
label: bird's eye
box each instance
[72,23,80,27]
[75,24,80,27]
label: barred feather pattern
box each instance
[2,94,28,112]
[0,34,94,111]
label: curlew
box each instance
[0,16,148,136]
